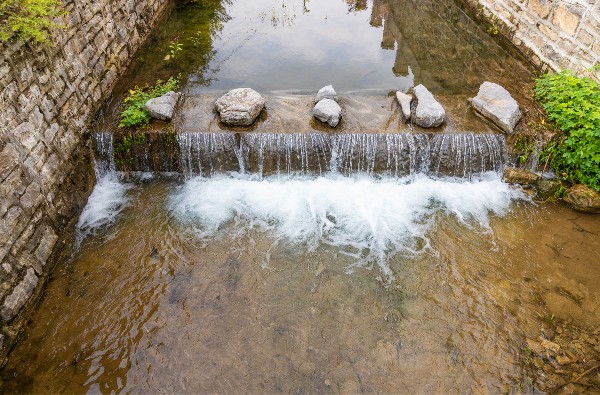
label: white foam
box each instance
[169,173,526,274]
[76,174,130,239]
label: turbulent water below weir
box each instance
[3,171,600,393]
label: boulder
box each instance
[503,167,540,185]
[215,88,266,126]
[562,184,600,213]
[145,91,180,121]
[395,91,413,121]
[469,82,521,134]
[313,99,342,127]
[413,84,445,128]
[315,85,338,103]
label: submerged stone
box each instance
[145,91,180,121]
[313,98,342,127]
[315,85,338,103]
[562,184,600,213]
[469,82,521,134]
[395,91,413,121]
[215,88,266,126]
[413,84,445,128]
[503,167,540,185]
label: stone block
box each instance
[0,143,20,182]
[528,0,551,19]
[1,268,38,322]
[34,226,58,266]
[552,5,583,36]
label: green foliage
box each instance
[119,77,180,128]
[164,38,183,61]
[535,70,600,191]
[514,134,534,164]
[114,132,146,169]
[0,0,65,43]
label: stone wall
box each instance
[0,0,170,359]
[459,0,600,79]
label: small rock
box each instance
[324,380,332,387]
[556,355,571,365]
[469,81,521,134]
[526,338,545,354]
[313,98,342,127]
[145,91,180,121]
[412,84,445,128]
[562,184,600,213]
[503,167,540,185]
[395,91,413,121]
[215,88,266,126]
[315,85,338,103]
[541,338,561,353]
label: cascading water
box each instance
[177,132,507,178]
[77,133,130,239]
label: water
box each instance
[3,174,600,393]
[176,132,506,178]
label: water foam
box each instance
[169,173,525,275]
[77,174,130,239]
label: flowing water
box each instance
[4,0,600,393]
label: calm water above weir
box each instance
[3,0,600,393]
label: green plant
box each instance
[514,134,534,164]
[119,76,180,128]
[0,0,65,43]
[164,37,183,61]
[535,70,600,191]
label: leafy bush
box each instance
[119,77,180,128]
[535,70,600,191]
[0,0,65,43]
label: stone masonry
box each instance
[0,0,170,360]
[458,0,600,80]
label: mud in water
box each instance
[1,177,599,394]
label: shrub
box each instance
[119,77,180,128]
[535,70,600,191]
[0,0,65,43]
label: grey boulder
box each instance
[145,91,180,121]
[215,88,266,126]
[413,84,445,128]
[469,82,521,134]
[315,85,338,103]
[395,91,413,121]
[313,99,342,127]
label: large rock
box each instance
[503,167,540,185]
[562,184,600,213]
[469,82,521,134]
[145,91,180,121]
[215,88,266,126]
[395,91,413,121]
[313,99,342,127]
[315,85,338,103]
[413,84,445,128]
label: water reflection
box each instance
[189,0,532,93]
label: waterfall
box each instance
[92,132,116,179]
[178,132,506,179]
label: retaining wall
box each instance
[460,0,600,79]
[0,0,170,360]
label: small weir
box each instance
[96,132,506,179]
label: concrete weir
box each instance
[174,93,500,135]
